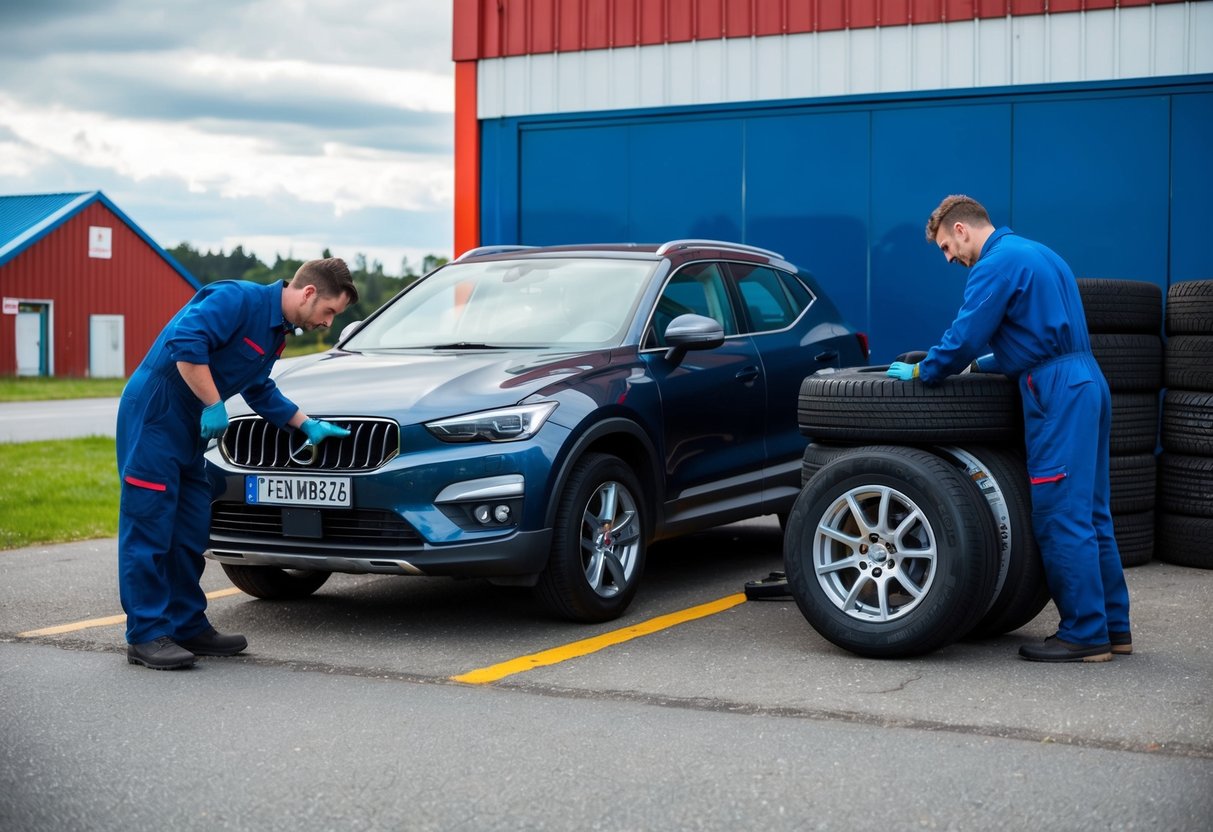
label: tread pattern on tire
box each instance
[1156,513,1213,569]
[1161,389,1213,456]
[1078,278,1162,334]
[1112,510,1155,568]
[1109,453,1157,515]
[1090,333,1163,391]
[1109,392,1161,454]
[798,368,1020,443]
[1158,453,1213,518]
[1166,280,1213,336]
[1164,335,1213,392]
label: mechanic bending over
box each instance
[887,195,1131,663]
[117,258,358,670]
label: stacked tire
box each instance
[1157,280,1213,570]
[789,368,1049,657]
[1077,279,1164,568]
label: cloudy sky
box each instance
[0,0,454,275]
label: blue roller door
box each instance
[1171,92,1213,283]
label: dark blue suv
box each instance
[205,240,868,621]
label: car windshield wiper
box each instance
[428,342,509,350]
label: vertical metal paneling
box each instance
[0,203,195,376]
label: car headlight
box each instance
[425,402,558,443]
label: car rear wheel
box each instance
[535,453,647,623]
[221,564,331,599]
[783,445,998,657]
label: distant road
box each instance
[0,398,119,442]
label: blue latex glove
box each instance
[887,361,920,381]
[200,401,229,440]
[300,418,351,446]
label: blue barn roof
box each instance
[0,191,200,289]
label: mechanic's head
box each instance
[926,195,994,268]
[286,257,359,330]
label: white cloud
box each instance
[0,92,452,214]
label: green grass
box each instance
[0,376,127,401]
[0,437,119,549]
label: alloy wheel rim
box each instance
[580,480,640,598]
[813,484,937,622]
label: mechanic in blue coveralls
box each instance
[117,258,358,670]
[887,195,1131,663]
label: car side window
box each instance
[646,262,738,348]
[730,264,812,333]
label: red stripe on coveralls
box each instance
[124,476,167,492]
[243,337,265,354]
[1030,473,1067,485]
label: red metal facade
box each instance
[0,202,196,377]
[453,0,1178,60]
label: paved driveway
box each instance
[0,398,119,442]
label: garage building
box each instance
[0,191,200,378]
[452,0,1213,360]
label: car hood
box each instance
[234,348,613,423]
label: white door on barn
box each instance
[89,314,125,378]
[15,309,46,376]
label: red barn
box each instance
[0,191,200,378]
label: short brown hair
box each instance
[292,257,358,304]
[925,195,992,242]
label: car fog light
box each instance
[493,504,511,523]
[474,505,492,524]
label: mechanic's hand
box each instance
[200,401,229,440]
[887,361,920,381]
[300,418,351,446]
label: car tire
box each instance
[1166,279,1213,335]
[797,367,1020,444]
[1156,513,1213,569]
[1078,278,1163,334]
[1110,393,1161,455]
[1090,333,1163,392]
[1161,390,1213,456]
[1113,510,1156,568]
[801,441,862,485]
[935,445,1051,640]
[783,445,998,658]
[1164,335,1213,392]
[220,564,331,599]
[535,453,647,623]
[1109,453,1158,515]
[1158,453,1213,518]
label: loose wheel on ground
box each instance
[783,445,999,658]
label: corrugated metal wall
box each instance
[0,203,196,377]
[454,0,1187,59]
[478,77,1213,361]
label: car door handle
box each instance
[814,350,838,363]
[735,366,760,383]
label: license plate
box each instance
[245,475,351,508]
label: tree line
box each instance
[167,242,448,349]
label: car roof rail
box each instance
[453,244,537,262]
[655,238,784,260]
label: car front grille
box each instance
[220,416,399,471]
[210,502,422,544]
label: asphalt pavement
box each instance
[0,397,119,442]
[2,525,1210,830]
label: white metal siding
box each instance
[478,2,1213,119]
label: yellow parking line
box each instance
[451,592,748,685]
[16,587,244,638]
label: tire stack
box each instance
[1157,279,1213,570]
[1077,279,1164,568]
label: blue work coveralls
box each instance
[116,280,299,644]
[918,227,1131,646]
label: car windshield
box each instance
[346,257,656,349]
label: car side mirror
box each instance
[339,320,364,345]
[663,313,724,363]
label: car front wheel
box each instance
[535,453,647,623]
[221,564,330,599]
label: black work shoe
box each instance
[176,627,248,657]
[1110,631,1133,655]
[1019,635,1113,663]
[128,636,197,670]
